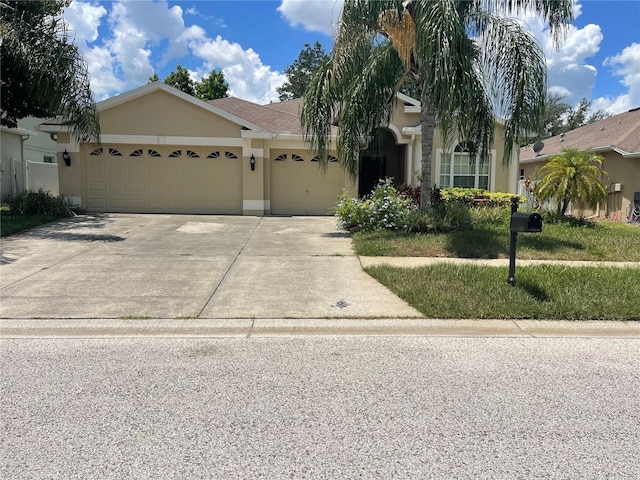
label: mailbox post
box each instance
[508,196,543,286]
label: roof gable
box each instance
[97,82,265,132]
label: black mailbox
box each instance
[510,212,543,233]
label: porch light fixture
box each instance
[62,149,71,167]
[250,154,256,171]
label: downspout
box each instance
[407,134,415,184]
[21,134,30,191]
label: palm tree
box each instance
[1,0,100,143]
[301,0,574,209]
[534,148,608,216]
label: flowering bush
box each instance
[334,178,417,232]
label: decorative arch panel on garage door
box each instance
[85,145,242,214]
[270,151,346,215]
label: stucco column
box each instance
[56,133,82,207]
[242,143,265,216]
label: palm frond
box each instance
[0,2,100,143]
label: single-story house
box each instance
[519,108,640,220]
[38,82,520,216]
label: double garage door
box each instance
[86,145,242,214]
[270,152,346,215]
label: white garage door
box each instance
[270,152,346,215]
[86,145,242,214]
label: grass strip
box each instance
[365,264,640,320]
[354,222,640,261]
[1,213,59,237]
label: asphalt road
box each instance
[2,337,639,479]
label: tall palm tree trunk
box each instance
[420,99,437,210]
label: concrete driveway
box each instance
[0,214,421,320]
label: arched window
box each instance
[311,155,338,162]
[90,148,103,156]
[130,149,143,157]
[275,154,287,161]
[148,149,161,157]
[186,150,199,158]
[109,148,122,156]
[169,150,182,158]
[224,151,238,159]
[207,151,220,159]
[292,154,304,162]
[439,144,489,189]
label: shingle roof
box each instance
[520,107,640,161]
[263,98,304,116]
[209,97,305,135]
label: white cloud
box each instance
[184,30,287,103]
[277,0,343,36]
[514,7,603,106]
[83,46,126,99]
[63,0,286,103]
[64,1,107,44]
[594,43,640,114]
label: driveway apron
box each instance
[0,214,421,319]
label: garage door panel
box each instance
[86,145,242,214]
[271,154,345,215]
[127,165,146,176]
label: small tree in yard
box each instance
[534,148,609,216]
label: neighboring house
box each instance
[39,82,518,216]
[519,108,640,220]
[0,118,58,202]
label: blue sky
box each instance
[63,0,640,114]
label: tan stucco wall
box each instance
[389,100,420,131]
[58,148,82,203]
[99,90,241,138]
[520,151,640,219]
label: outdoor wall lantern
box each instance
[62,149,71,167]
[250,154,256,171]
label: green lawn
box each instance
[0,205,60,237]
[366,263,640,320]
[354,221,640,262]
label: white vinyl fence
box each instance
[11,159,59,197]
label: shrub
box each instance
[397,183,421,204]
[439,188,523,208]
[335,178,417,232]
[10,190,75,217]
[543,212,596,228]
[469,206,510,226]
[404,203,474,233]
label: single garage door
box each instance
[270,152,346,215]
[86,145,242,214]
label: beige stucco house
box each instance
[519,108,640,220]
[38,82,519,215]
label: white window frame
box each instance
[435,146,495,190]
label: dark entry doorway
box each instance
[359,156,387,196]
[358,128,405,197]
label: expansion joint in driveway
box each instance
[196,218,263,318]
